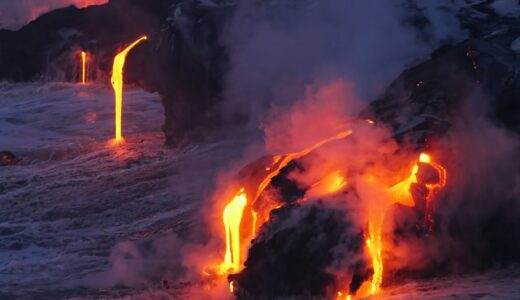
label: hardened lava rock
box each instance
[229,204,370,299]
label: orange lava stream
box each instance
[386,164,419,207]
[219,188,248,274]
[217,130,446,299]
[361,155,422,296]
[337,291,352,300]
[307,170,347,198]
[218,129,353,277]
[363,153,446,296]
[366,214,384,295]
[253,129,353,221]
[110,36,147,143]
[81,51,87,84]
[419,153,447,233]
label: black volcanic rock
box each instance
[2,0,519,147]
[262,160,308,204]
[0,1,169,81]
[229,204,369,299]
[0,0,232,146]
[362,32,520,146]
[361,14,520,277]
[150,0,232,146]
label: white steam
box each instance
[221,0,466,125]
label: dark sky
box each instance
[0,0,107,30]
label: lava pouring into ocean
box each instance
[213,129,353,280]
[110,36,148,144]
[219,188,248,274]
[81,51,87,84]
[209,123,447,298]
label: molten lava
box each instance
[110,35,147,143]
[219,188,248,274]
[419,153,447,233]
[307,170,347,198]
[252,129,353,224]
[214,126,447,299]
[387,164,420,208]
[366,214,384,295]
[81,51,87,84]
[216,130,353,276]
[362,152,447,296]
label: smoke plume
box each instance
[220,0,466,126]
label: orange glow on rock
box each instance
[419,153,431,163]
[386,164,420,208]
[307,170,347,198]
[111,35,147,143]
[336,291,352,300]
[216,130,353,277]
[213,131,447,299]
[364,152,447,295]
[420,153,447,233]
[252,129,353,225]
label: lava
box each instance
[387,163,420,208]
[419,153,447,233]
[307,170,347,198]
[110,36,147,143]
[362,152,447,296]
[214,125,446,299]
[219,188,248,274]
[252,129,353,225]
[81,51,87,84]
[216,129,353,277]
[365,213,384,296]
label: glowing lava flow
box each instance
[218,129,353,276]
[362,155,423,296]
[217,133,446,298]
[252,129,353,222]
[366,214,384,295]
[387,164,420,207]
[110,36,147,143]
[419,153,447,233]
[362,153,447,296]
[219,188,248,274]
[307,170,347,198]
[81,51,87,84]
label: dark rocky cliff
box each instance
[0,0,231,146]
[1,0,519,146]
